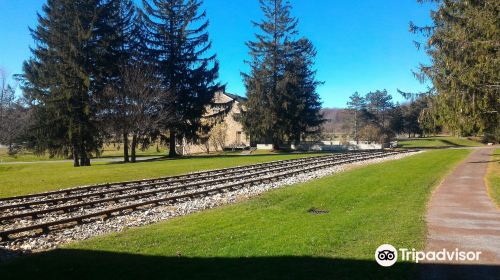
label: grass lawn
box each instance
[487,149,500,207]
[0,153,323,198]
[0,148,59,163]
[398,136,484,148]
[0,145,167,163]
[0,149,470,279]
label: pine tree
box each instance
[141,0,220,157]
[365,89,393,129]
[281,38,323,143]
[400,97,430,137]
[411,0,499,142]
[96,0,141,162]
[347,92,366,143]
[22,0,134,166]
[22,0,104,166]
[347,90,395,143]
[242,0,323,149]
[389,105,405,136]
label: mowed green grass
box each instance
[398,136,484,148]
[0,145,166,163]
[0,149,470,280]
[487,149,500,207]
[0,148,59,163]
[0,153,322,198]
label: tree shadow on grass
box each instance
[439,139,467,147]
[105,152,332,165]
[400,138,483,149]
[93,154,165,160]
[399,138,451,149]
[1,248,498,280]
[468,160,500,163]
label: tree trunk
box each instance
[169,130,178,157]
[78,142,91,166]
[72,146,80,167]
[123,132,129,163]
[131,134,137,163]
[80,150,90,166]
[354,110,359,144]
[79,153,85,166]
[272,141,280,151]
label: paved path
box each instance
[422,147,500,279]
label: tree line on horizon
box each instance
[321,90,436,144]
[0,0,324,166]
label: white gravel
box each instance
[0,151,420,261]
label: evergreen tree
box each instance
[389,105,405,136]
[96,0,141,162]
[401,97,430,137]
[365,89,393,129]
[23,0,104,166]
[348,90,396,143]
[22,0,135,166]
[281,38,324,143]
[347,92,366,143]
[141,0,220,157]
[242,0,323,149]
[411,0,499,142]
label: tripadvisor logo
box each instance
[375,244,482,267]
[375,244,398,267]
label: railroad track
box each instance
[0,150,413,241]
[0,151,375,208]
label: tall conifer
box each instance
[23,0,104,166]
[412,0,499,141]
[242,0,323,149]
[141,0,220,157]
[22,0,137,166]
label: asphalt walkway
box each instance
[422,147,500,279]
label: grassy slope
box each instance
[487,149,500,207]
[398,136,484,148]
[0,153,322,198]
[0,149,470,280]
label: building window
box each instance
[236,131,242,145]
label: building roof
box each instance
[223,92,247,103]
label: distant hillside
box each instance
[321,108,351,136]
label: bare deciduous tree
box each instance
[0,69,28,154]
[103,64,171,162]
[210,123,227,152]
[0,68,15,125]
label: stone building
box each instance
[181,91,249,154]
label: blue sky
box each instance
[0,0,434,108]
